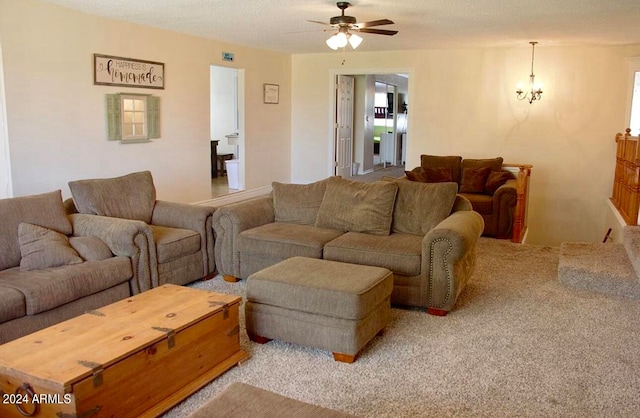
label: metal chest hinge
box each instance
[152,326,176,349]
[57,405,102,418]
[78,361,104,388]
[208,301,230,319]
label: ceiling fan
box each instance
[309,2,398,50]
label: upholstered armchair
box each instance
[409,155,532,242]
[67,171,216,288]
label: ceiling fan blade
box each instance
[307,19,332,26]
[354,19,394,28]
[358,28,398,36]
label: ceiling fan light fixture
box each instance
[326,36,340,50]
[318,2,396,51]
[348,33,363,49]
[326,31,348,49]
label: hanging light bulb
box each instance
[326,35,341,50]
[348,33,363,49]
[516,41,544,104]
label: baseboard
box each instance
[605,199,627,243]
[193,185,272,207]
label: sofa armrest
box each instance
[491,179,518,238]
[152,201,216,276]
[69,213,158,293]
[452,194,472,212]
[212,195,274,278]
[422,210,484,313]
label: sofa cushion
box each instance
[405,167,454,183]
[0,257,132,315]
[239,222,344,260]
[460,166,491,193]
[460,193,494,215]
[149,225,201,264]
[461,157,504,172]
[324,232,423,276]
[69,171,156,224]
[0,190,72,271]
[0,285,26,323]
[315,177,398,236]
[19,223,83,271]
[384,179,458,235]
[272,178,329,225]
[420,155,463,184]
[69,236,114,261]
[485,171,514,195]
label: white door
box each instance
[335,75,354,177]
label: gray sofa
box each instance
[67,171,216,287]
[0,190,148,344]
[213,176,484,315]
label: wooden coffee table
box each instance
[0,284,249,418]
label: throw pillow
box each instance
[460,166,491,193]
[272,178,330,225]
[0,190,73,271]
[384,179,458,235]
[69,236,114,261]
[485,171,514,195]
[315,177,398,236]
[423,167,454,183]
[420,155,463,183]
[68,171,156,224]
[18,223,83,271]
[405,169,428,182]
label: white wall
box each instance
[0,42,12,199]
[292,46,640,246]
[0,0,291,202]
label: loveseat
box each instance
[0,191,148,344]
[212,176,484,315]
[407,155,532,242]
[66,171,216,287]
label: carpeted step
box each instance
[623,225,640,277]
[558,242,640,300]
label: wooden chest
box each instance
[0,284,249,417]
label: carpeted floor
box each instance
[163,238,640,417]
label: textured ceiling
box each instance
[40,0,640,54]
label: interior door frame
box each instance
[328,67,414,178]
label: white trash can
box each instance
[352,162,360,176]
[225,159,240,189]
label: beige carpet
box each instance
[163,238,640,417]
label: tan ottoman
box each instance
[245,256,393,363]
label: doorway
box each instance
[210,65,244,198]
[333,72,409,178]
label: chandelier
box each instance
[326,27,363,50]
[516,42,543,104]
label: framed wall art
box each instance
[94,54,164,89]
[263,83,279,104]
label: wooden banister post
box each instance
[503,164,533,243]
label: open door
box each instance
[335,75,354,177]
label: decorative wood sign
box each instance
[94,54,164,89]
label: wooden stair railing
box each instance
[503,164,533,243]
[612,128,640,225]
